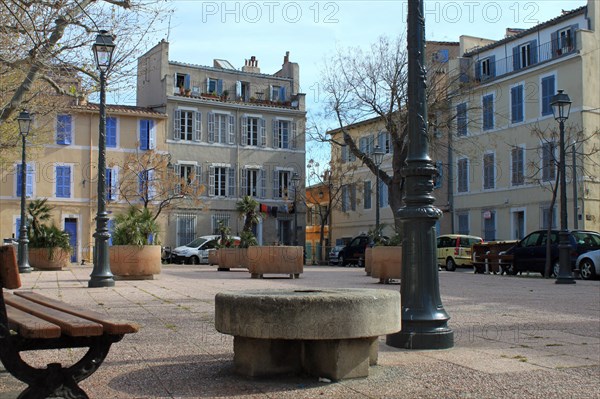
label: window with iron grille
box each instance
[176,214,196,246]
[211,213,231,235]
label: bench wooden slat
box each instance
[4,293,103,337]
[14,291,139,335]
[6,304,62,339]
[0,246,21,289]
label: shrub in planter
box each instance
[28,224,73,270]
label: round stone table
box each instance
[215,288,401,380]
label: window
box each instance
[56,114,72,145]
[341,145,356,163]
[174,110,201,141]
[540,205,557,229]
[242,117,265,146]
[456,103,467,136]
[16,163,34,197]
[457,158,469,193]
[378,179,388,207]
[138,169,155,199]
[553,25,578,56]
[363,181,372,210]
[174,164,201,195]
[511,85,524,123]
[377,131,392,153]
[541,75,555,116]
[341,185,356,211]
[478,56,495,80]
[241,168,266,198]
[359,136,373,154]
[208,113,235,144]
[209,166,234,197]
[55,165,71,198]
[482,94,494,130]
[520,43,531,68]
[175,73,190,90]
[457,213,469,235]
[511,146,525,186]
[483,153,495,190]
[434,161,443,189]
[513,40,537,70]
[273,170,292,199]
[236,81,250,102]
[106,117,117,148]
[139,119,155,150]
[211,213,230,235]
[270,85,286,102]
[542,142,556,181]
[482,210,496,241]
[176,214,196,247]
[106,167,118,201]
[207,78,223,95]
[273,119,296,149]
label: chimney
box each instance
[242,55,260,73]
[283,51,290,64]
[505,28,525,38]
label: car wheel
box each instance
[445,258,456,272]
[504,262,518,276]
[338,254,345,267]
[189,256,200,265]
[552,260,560,277]
[579,259,597,280]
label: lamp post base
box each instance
[18,265,33,274]
[555,276,576,284]
[88,276,115,288]
[387,324,454,350]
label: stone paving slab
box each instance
[1,264,599,398]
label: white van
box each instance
[170,235,240,264]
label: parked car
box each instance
[502,230,600,276]
[437,234,483,271]
[576,249,600,280]
[328,245,345,265]
[338,235,372,267]
[170,235,241,264]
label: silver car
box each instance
[328,245,345,265]
[577,249,600,280]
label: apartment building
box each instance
[327,41,460,245]
[136,41,306,247]
[0,103,168,263]
[448,0,599,240]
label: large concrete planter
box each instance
[217,248,248,271]
[246,246,303,278]
[370,246,402,283]
[29,247,71,270]
[109,245,161,280]
[208,249,219,265]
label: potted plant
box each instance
[367,226,402,284]
[27,199,72,270]
[109,206,162,280]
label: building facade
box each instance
[137,41,306,247]
[305,182,331,264]
[0,103,168,263]
[448,1,599,240]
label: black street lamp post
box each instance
[373,145,385,235]
[17,111,33,274]
[89,31,116,288]
[386,0,454,349]
[291,172,301,246]
[551,90,575,285]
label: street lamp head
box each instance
[291,172,301,186]
[92,30,116,72]
[551,90,571,122]
[373,145,385,166]
[17,111,32,137]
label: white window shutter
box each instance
[273,170,279,198]
[240,117,248,146]
[228,115,235,144]
[208,166,215,196]
[269,85,273,101]
[194,112,202,141]
[260,118,266,147]
[206,77,210,93]
[236,81,242,99]
[240,167,247,195]
[228,168,235,197]
[260,169,266,198]
[208,112,215,143]
[195,165,202,194]
[149,121,156,149]
[174,110,181,141]
[174,164,181,194]
[148,169,156,198]
[291,121,297,149]
[272,119,279,148]
[110,168,119,200]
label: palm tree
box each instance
[236,196,260,233]
[27,198,53,241]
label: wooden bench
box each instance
[0,246,139,399]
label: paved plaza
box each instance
[1,264,599,398]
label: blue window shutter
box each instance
[530,40,538,64]
[489,56,496,77]
[542,76,555,116]
[551,31,558,56]
[279,86,286,102]
[25,164,33,197]
[106,117,117,147]
[475,60,481,81]
[56,166,71,198]
[217,79,223,95]
[140,120,149,150]
[16,164,22,197]
[511,87,518,123]
[57,115,72,145]
[512,46,520,71]
[184,74,191,89]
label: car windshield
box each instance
[572,232,600,248]
[185,237,208,248]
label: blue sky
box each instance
[158,0,587,162]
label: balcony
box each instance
[173,88,301,110]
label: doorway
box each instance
[278,220,291,245]
[64,218,78,263]
[511,210,525,240]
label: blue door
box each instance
[64,219,77,263]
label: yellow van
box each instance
[437,234,483,271]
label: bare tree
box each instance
[116,149,204,221]
[0,0,170,157]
